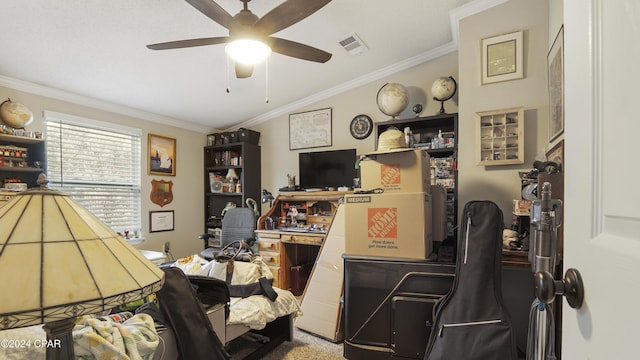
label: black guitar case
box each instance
[156,268,231,360]
[425,201,517,360]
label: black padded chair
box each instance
[200,207,256,260]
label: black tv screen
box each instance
[299,149,358,190]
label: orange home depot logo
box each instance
[368,208,398,238]
[380,164,401,185]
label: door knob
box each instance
[534,268,584,309]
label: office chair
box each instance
[200,207,256,260]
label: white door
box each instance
[562,0,640,358]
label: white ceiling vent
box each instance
[339,33,369,56]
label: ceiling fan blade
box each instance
[268,37,332,63]
[185,0,238,31]
[254,0,332,36]
[147,37,229,50]
[235,63,254,78]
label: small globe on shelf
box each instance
[376,83,409,118]
[431,76,457,114]
[412,104,423,117]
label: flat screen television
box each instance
[299,149,358,190]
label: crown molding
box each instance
[233,0,507,131]
[233,41,458,131]
[0,75,212,133]
[2,0,506,134]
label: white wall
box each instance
[254,0,551,224]
[458,0,550,223]
[252,51,459,213]
[0,85,207,259]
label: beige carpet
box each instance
[230,327,343,359]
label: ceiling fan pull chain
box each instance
[226,53,231,93]
[265,58,269,103]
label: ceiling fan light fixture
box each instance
[225,39,271,65]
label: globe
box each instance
[431,76,457,113]
[376,83,409,118]
[0,99,33,129]
[431,76,457,101]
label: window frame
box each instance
[44,111,142,240]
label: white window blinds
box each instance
[45,112,141,233]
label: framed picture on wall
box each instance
[148,134,176,176]
[481,30,524,84]
[149,210,174,232]
[545,139,564,172]
[289,108,332,150]
[548,26,565,142]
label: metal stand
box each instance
[526,182,584,360]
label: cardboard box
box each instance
[296,205,345,341]
[360,149,431,193]
[344,192,432,260]
[430,185,447,242]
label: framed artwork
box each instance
[481,30,524,84]
[546,139,564,172]
[148,134,176,176]
[289,107,332,150]
[149,210,174,232]
[548,26,565,142]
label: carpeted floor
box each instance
[230,327,343,359]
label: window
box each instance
[45,111,141,235]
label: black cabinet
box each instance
[375,113,459,260]
[343,255,455,360]
[0,133,46,188]
[203,142,260,233]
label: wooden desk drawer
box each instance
[258,239,280,252]
[257,232,281,239]
[306,215,332,226]
[260,252,281,266]
[281,234,324,246]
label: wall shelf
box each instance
[0,133,46,187]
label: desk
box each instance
[256,191,348,295]
[255,229,324,293]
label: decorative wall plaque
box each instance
[150,179,173,207]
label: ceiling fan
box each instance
[147,0,333,78]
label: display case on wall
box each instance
[476,107,524,166]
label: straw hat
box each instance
[367,127,412,155]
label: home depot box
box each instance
[431,185,447,242]
[344,192,432,259]
[360,149,431,193]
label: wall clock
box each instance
[350,114,373,140]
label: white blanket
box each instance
[173,254,302,329]
[0,313,158,360]
[228,287,301,329]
